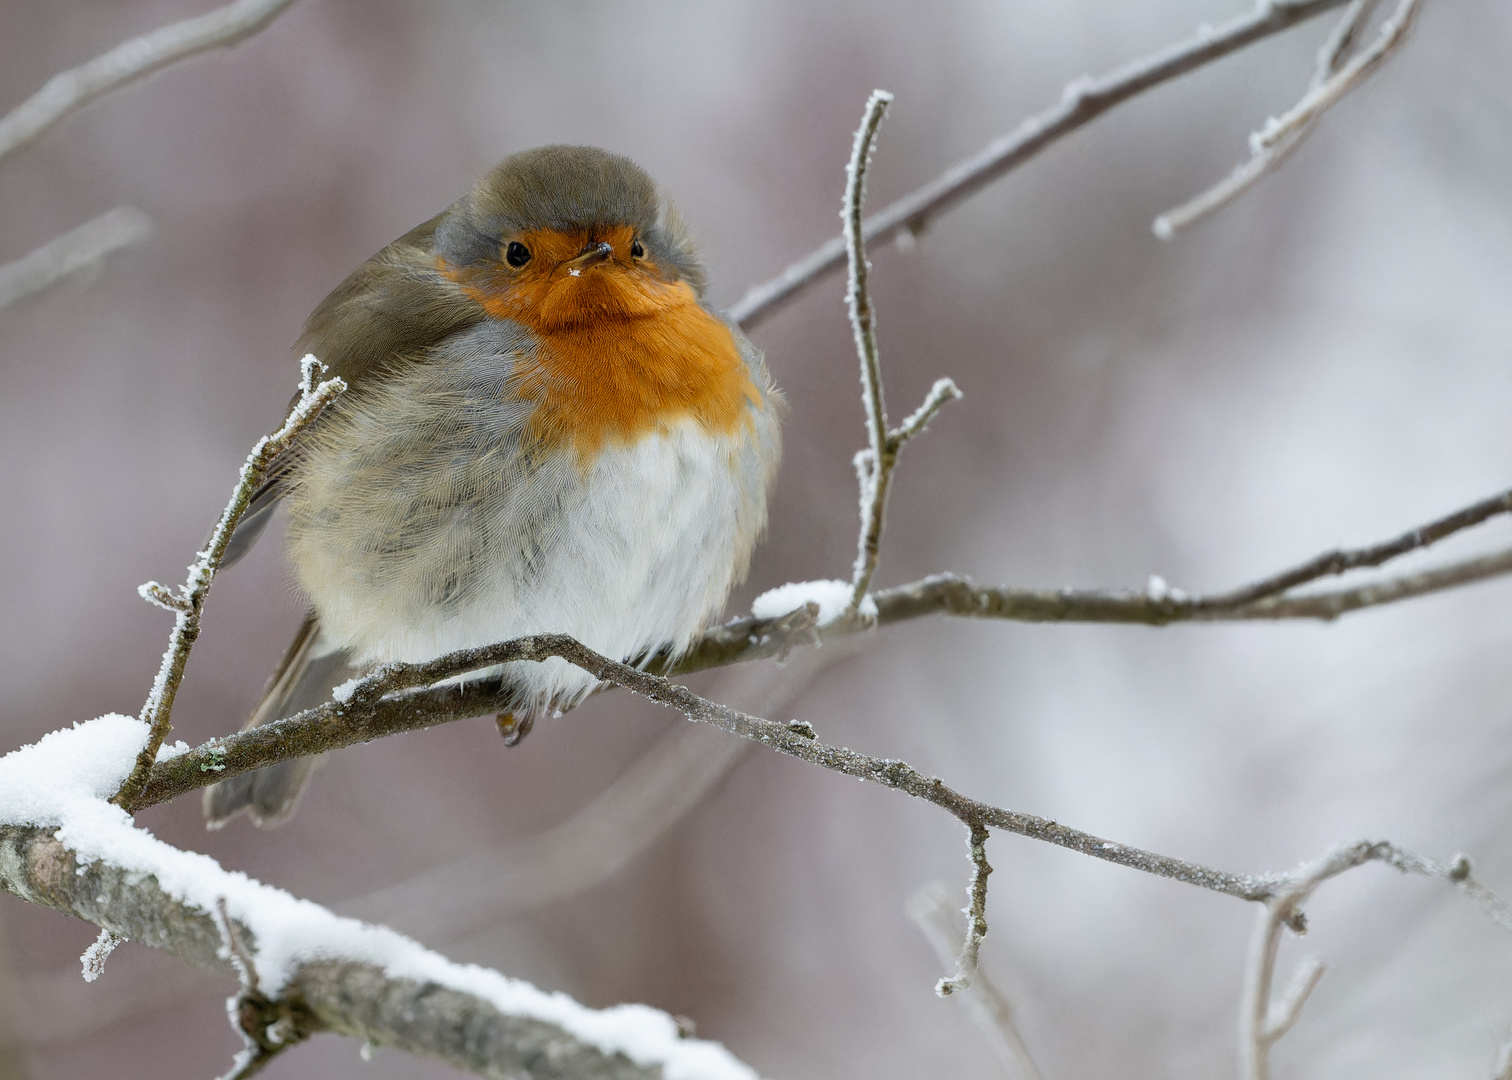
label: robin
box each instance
[204,145,782,828]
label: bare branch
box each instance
[908,883,1045,1080]
[1154,0,1419,238]
[728,0,1355,330]
[113,358,344,810]
[0,206,150,313]
[1239,841,1512,1080]
[139,632,1285,903]
[0,0,297,165]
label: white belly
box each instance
[289,417,768,718]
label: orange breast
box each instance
[519,283,756,463]
[441,228,759,465]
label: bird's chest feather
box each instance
[284,315,775,674]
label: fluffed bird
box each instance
[204,145,782,828]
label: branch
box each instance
[727,0,1355,330]
[0,0,298,165]
[1237,842,1510,1080]
[0,206,151,313]
[0,823,711,1080]
[140,633,1283,903]
[831,91,963,620]
[935,821,992,997]
[843,90,895,614]
[113,357,344,810]
[1154,0,1420,238]
[0,717,759,1079]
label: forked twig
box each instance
[838,90,963,619]
[1239,842,1512,1080]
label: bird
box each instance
[204,145,782,828]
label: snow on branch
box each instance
[728,0,1359,330]
[0,0,298,165]
[0,717,758,1080]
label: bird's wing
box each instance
[221,210,488,567]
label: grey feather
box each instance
[203,612,359,829]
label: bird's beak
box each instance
[563,241,614,272]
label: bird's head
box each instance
[434,145,708,332]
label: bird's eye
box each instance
[630,238,645,259]
[505,241,531,268]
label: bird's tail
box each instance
[203,611,358,829]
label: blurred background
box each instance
[1,1,1511,1077]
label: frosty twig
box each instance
[839,90,963,620]
[112,358,343,811]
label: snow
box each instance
[331,676,364,704]
[0,716,760,1080]
[751,578,876,625]
[155,739,192,762]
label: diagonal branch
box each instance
[0,0,298,165]
[0,206,151,314]
[112,358,344,810]
[728,0,1355,330]
[1154,0,1420,238]
[137,632,1283,903]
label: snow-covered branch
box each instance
[0,718,758,1080]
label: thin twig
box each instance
[1313,0,1382,85]
[112,357,343,810]
[728,0,1355,330]
[0,0,297,165]
[843,90,895,615]
[936,821,992,997]
[1154,0,1420,238]
[908,883,1045,1080]
[0,206,151,313]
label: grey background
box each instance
[1,1,1511,1077]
